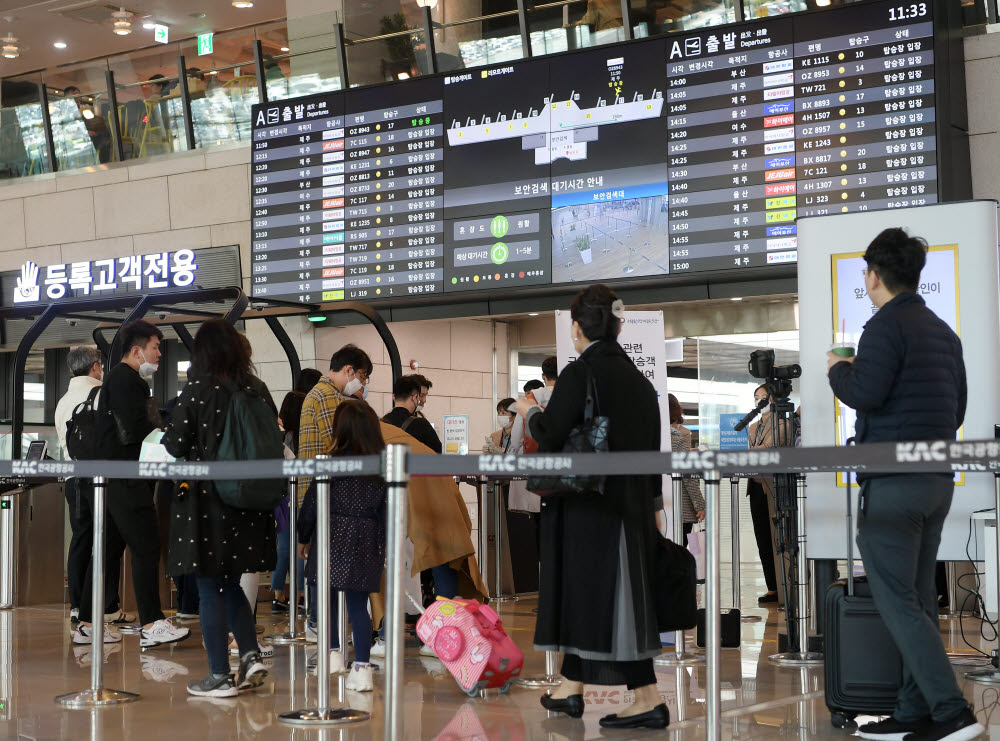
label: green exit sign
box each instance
[197,33,213,56]
[1,500,10,509]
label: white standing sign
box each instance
[555,310,672,531]
[442,414,469,455]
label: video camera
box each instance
[748,348,801,383]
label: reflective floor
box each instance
[2,574,998,740]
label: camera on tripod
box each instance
[748,348,801,383]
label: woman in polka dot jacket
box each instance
[162,319,277,697]
[298,400,387,690]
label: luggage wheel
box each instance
[830,711,854,729]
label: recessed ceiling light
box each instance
[730,297,743,301]
[396,72,410,80]
[280,46,289,52]
[232,1,254,7]
[53,41,67,49]
[142,21,156,29]
[528,312,539,316]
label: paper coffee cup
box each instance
[830,342,856,359]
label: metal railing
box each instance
[3,439,1000,735]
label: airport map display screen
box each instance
[249,0,960,304]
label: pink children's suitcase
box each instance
[415,596,524,696]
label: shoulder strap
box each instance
[72,385,102,417]
[578,359,600,422]
[400,414,418,432]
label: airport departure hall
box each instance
[2,0,1000,739]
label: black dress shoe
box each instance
[758,592,779,604]
[540,693,585,719]
[599,703,669,730]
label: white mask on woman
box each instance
[497,414,511,429]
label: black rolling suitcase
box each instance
[824,468,903,728]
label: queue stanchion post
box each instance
[731,477,761,623]
[336,589,348,670]
[514,647,561,688]
[705,470,722,741]
[280,458,368,725]
[383,444,409,741]
[966,471,1000,684]
[655,475,704,667]
[56,476,139,708]
[770,474,823,666]
[268,477,308,645]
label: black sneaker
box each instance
[236,652,268,691]
[187,673,237,698]
[758,592,778,604]
[906,707,984,741]
[271,599,289,614]
[858,716,931,740]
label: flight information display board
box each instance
[249,0,964,305]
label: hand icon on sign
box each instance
[14,261,40,303]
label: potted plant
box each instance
[575,234,592,265]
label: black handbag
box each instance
[526,362,609,497]
[655,534,698,632]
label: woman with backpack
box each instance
[162,319,277,698]
[297,400,387,692]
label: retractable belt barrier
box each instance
[3,438,999,481]
[7,439,1000,739]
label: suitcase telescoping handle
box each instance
[846,436,856,597]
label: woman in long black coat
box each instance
[514,284,667,730]
[162,319,277,698]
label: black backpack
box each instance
[66,386,102,461]
[215,383,285,511]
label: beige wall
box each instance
[964,31,1000,200]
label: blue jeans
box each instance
[197,574,258,675]
[307,587,373,663]
[379,565,457,640]
[270,530,305,595]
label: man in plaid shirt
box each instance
[297,344,373,502]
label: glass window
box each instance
[345,1,432,85]
[530,0,631,55]
[429,1,525,71]
[631,0,735,35]
[0,74,50,178]
[267,49,343,101]
[109,46,189,159]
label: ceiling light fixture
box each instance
[1,36,19,59]
[111,7,133,35]
[232,1,254,7]
[142,21,156,29]
[53,41,67,49]
[415,0,439,7]
[280,46,289,52]
[396,72,410,80]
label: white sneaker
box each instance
[70,607,80,623]
[329,650,347,674]
[345,662,374,692]
[230,639,274,658]
[419,642,437,658]
[304,621,318,644]
[175,612,199,620]
[139,619,191,648]
[369,639,386,657]
[72,624,121,645]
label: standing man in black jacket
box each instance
[382,375,442,453]
[75,320,190,650]
[828,229,980,741]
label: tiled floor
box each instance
[1,574,997,740]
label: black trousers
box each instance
[747,479,777,592]
[65,478,125,612]
[561,652,656,689]
[80,479,164,626]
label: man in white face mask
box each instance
[78,320,191,650]
[297,343,373,504]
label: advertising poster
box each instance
[442,415,469,455]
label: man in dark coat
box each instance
[827,228,979,741]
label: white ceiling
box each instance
[0,0,283,79]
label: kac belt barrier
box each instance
[3,438,997,481]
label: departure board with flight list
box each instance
[249,0,967,305]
